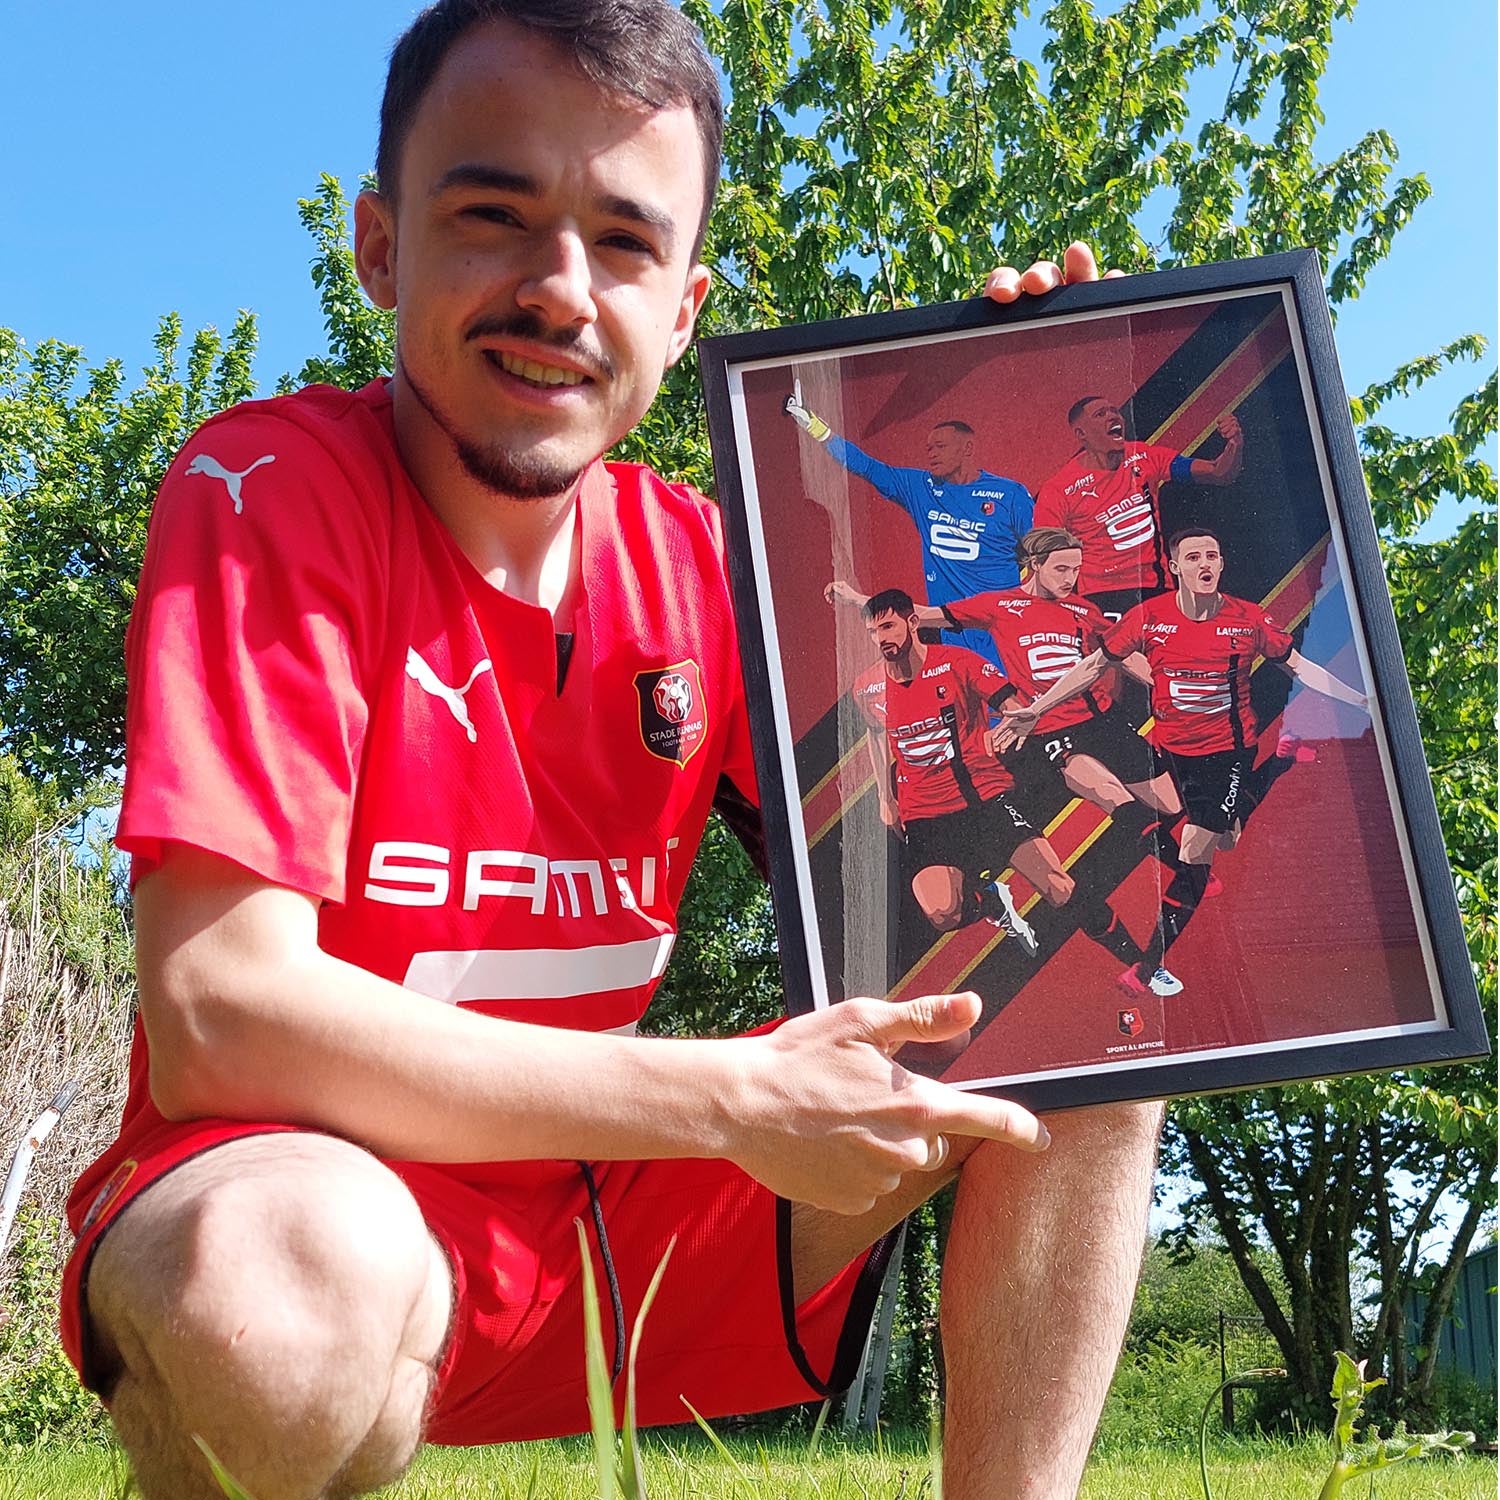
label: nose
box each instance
[516,228,598,327]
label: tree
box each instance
[0,315,258,792]
[0,0,1491,1429]
[685,0,1496,1427]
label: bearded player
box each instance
[1034,395,1244,620]
[1002,529,1367,997]
[848,590,1160,981]
[832,532,1184,996]
[786,384,1032,670]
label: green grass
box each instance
[0,1434,1492,1499]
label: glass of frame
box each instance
[699,251,1487,1111]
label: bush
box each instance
[1094,1337,1225,1451]
[0,1206,108,1445]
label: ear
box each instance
[663,261,713,369]
[354,190,399,311]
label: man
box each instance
[1003,529,1367,997]
[851,588,1062,954]
[1034,394,1244,619]
[60,5,1159,1498]
[785,387,1033,667]
[835,563,1175,993]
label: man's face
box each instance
[1171,536,1225,595]
[1073,399,1126,454]
[1032,547,1083,599]
[355,20,712,498]
[925,425,972,480]
[866,609,915,660]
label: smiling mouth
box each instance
[489,350,588,388]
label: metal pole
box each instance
[0,1081,80,1258]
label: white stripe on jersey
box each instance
[895,726,955,765]
[402,933,676,1004]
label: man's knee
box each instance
[87,1134,449,1498]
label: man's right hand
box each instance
[726,994,1049,1215]
[996,700,1042,751]
[825,579,867,609]
[784,377,831,441]
[877,797,904,837]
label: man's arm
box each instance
[1182,412,1244,485]
[994,647,1111,747]
[862,728,902,836]
[137,845,1047,1216]
[786,385,927,510]
[1278,649,1368,710]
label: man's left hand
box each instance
[984,242,1126,303]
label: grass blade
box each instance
[190,1436,257,1500]
[575,1217,619,1500]
[620,1234,677,1499]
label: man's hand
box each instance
[784,377,831,441]
[996,700,1042,751]
[729,993,1049,1215]
[825,579,868,609]
[1214,411,1245,481]
[878,797,904,838]
[984,241,1126,303]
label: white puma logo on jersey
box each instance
[405,648,493,743]
[185,451,276,513]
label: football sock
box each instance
[1136,862,1212,978]
[1080,897,1145,963]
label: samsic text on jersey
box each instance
[851,645,1013,820]
[944,588,1118,733]
[1101,594,1294,755]
[1033,444,1183,597]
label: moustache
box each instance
[465,313,615,382]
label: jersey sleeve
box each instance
[117,408,387,900]
[1101,604,1147,660]
[1080,598,1113,651]
[824,434,926,520]
[943,593,996,632]
[1255,611,1296,662]
[1007,480,1035,539]
[1145,444,1182,485]
[1032,473,1068,530]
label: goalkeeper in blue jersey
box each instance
[785,379,1033,669]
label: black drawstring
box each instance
[578,1162,626,1383]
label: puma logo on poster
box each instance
[405,648,493,744]
[185,451,276,514]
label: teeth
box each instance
[496,352,584,387]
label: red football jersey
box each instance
[1102,593,1294,754]
[851,644,1012,820]
[944,588,1116,732]
[74,378,755,1215]
[1034,443,1179,596]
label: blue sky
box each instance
[5,0,1495,533]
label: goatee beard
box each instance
[454,437,582,500]
[400,352,585,501]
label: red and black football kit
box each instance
[61,380,890,1442]
[1101,592,1294,832]
[1034,443,1194,611]
[942,587,1153,788]
[851,644,1035,879]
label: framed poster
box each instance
[699,250,1487,1112]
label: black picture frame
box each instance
[699,250,1488,1112]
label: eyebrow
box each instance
[432,163,678,256]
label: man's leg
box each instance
[789,1100,1160,1500]
[86,1133,452,1500]
[939,1103,1161,1499]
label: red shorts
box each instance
[60,1118,892,1445]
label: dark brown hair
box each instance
[377,0,722,253]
